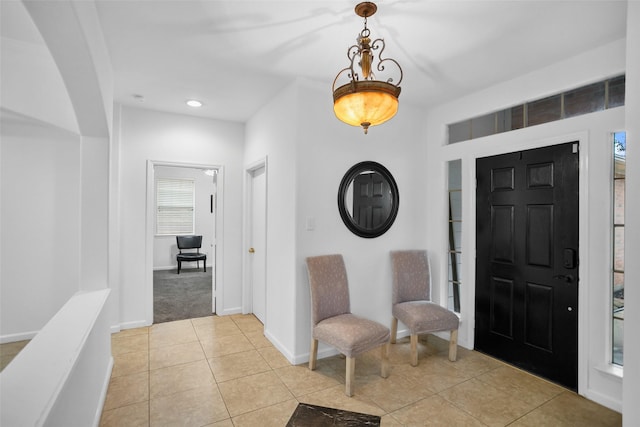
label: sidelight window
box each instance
[156,178,195,235]
[448,160,462,312]
[612,132,625,366]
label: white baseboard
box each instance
[394,328,410,340]
[217,307,242,316]
[153,265,213,271]
[111,320,152,334]
[264,328,297,365]
[293,346,342,366]
[584,388,623,413]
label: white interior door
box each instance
[250,166,266,323]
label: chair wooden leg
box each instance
[410,334,418,367]
[449,329,458,362]
[380,343,390,378]
[309,339,318,370]
[345,356,355,397]
[177,261,181,274]
[390,317,398,344]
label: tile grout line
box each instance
[238,319,303,423]
[192,317,234,425]
[238,320,312,425]
[235,317,299,420]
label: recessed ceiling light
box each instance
[186,99,203,108]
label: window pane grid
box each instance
[612,131,625,366]
[448,160,462,313]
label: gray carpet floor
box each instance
[153,268,213,324]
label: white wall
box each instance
[245,77,429,363]
[0,1,78,134]
[622,3,640,426]
[72,0,114,134]
[153,166,216,270]
[425,39,626,411]
[1,6,114,424]
[0,2,83,338]
[81,135,110,292]
[245,81,298,358]
[294,81,429,362]
[116,106,245,328]
[22,0,111,138]
[0,114,82,340]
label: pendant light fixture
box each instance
[332,2,403,134]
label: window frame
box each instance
[447,160,462,313]
[611,131,626,367]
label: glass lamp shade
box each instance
[333,80,401,133]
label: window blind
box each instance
[156,178,195,235]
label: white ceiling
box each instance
[10,1,632,123]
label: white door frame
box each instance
[145,160,225,323]
[442,132,590,394]
[243,157,268,319]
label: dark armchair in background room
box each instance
[176,235,206,274]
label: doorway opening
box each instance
[146,161,223,324]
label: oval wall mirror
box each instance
[337,161,399,238]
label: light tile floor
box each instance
[96,314,619,426]
[0,339,30,372]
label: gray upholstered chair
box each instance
[390,250,459,366]
[305,254,390,397]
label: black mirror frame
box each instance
[337,161,399,238]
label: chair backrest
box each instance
[176,235,203,252]
[390,250,431,304]
[305,254,351,326]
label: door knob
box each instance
[248,247,255,253]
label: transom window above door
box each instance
[448,75,625,144]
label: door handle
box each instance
[553,274,574,283]
[563,248,577,269]
[248,247,255,253]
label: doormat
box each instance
[286,403,380,426]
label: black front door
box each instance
[475,142,579,390]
